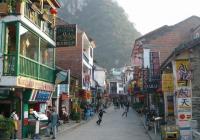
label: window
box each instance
[20,26,39,61]
[6,23,17,54]
[40,39,54,67]
[195,33,199,39]
[90,48,93,57]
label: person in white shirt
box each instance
[10,110,19,139]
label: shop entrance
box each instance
[0,102,11,118]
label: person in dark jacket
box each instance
[46,108,59,139]
[96,109,106,125]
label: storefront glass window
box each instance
[20,26,39,61]
[40,39,54,67]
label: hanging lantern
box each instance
[50,8,57,15]
[50,8,57,27]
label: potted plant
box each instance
[70,109,81,123]
[41,9,49,21]
[74,112,81,123]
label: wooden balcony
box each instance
[0,1,56,39]
[3,54,55,83]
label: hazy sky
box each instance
[117,0,200,35]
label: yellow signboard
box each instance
[162,74,174,92]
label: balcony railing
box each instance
[19,55,38,79]
[3,54,55,83]
[24,2,42,27]
[83,53,89,63]
[39,64,55,83]
[24,2,55,39]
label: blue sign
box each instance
[35,90,51,102]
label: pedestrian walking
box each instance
[126,102,130,112]
[120,100,124,109]
[122,103,129,117]
[96,109,106,125]
[46,108,59,139]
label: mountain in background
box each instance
[58,0,141,70]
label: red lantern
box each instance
[50,8,57,15]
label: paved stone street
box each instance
[55,106,150,140]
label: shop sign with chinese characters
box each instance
[56,24,77,47]
[175,60,192,139]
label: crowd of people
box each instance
[112,97,130,117]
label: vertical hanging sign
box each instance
[175,59,192,140]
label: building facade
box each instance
[56,20,96,102]
[0,0,60,138]
[131,16,200,114]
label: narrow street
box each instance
[56,106,150,140]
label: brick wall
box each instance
[56,32,83,84]
[148,31,183,65]
[132,16,200,66]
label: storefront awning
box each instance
[55,69,70,84]
[29,90,52,102]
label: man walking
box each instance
[96,109,106,125]
[122,102,129,117]
[46,108,59,139]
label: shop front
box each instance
[9,76,55,138]
[23,89,53,138]
[0,88,22,139]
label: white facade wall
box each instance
[117,82,124,94]
[94,70,106,88]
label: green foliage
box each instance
[70,109,81,121]
[59,0,141,70]
[80,100,88,109]
[0,117,15,138]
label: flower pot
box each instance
[31,3,39,12]
[0,3,8,15]
[41,12,49,21]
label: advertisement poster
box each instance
[162,73,174,92]
[175,59,192,87]
[177,98,192,109]
[178,111,192,121]
[178,121,191,128]
[167,96,174,116]
[176,87,192,98]
[180,129,192,140]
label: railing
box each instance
[3,55,55,83]
[39,64,55,83]
[24,2,55,39]
[19,55,38,79]
[43,21,55,40]
[24,2,42,27]
[83,53,89,63]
